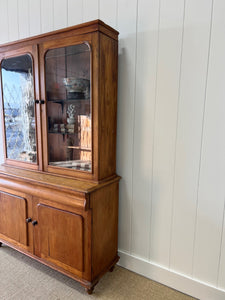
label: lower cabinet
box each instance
[0,172,120,294]
[36,204,84,272]
[0,191,29,248]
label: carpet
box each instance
[0,245,197,300]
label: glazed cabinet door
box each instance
[0,191,29,248]
[39,35,94,180]
[0,45,42,170]
[35,204,84,273]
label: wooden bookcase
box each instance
[0,20,120,294]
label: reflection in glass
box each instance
[1,54,37,163]
[45,43,92,172]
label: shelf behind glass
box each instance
[45,43,92,172]
[48,131,77,135]
[48,98,90,104]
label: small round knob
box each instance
[32,220,38,226]
[26,217,32,223]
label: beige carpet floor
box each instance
[0,245,197,300]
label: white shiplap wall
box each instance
[0,0,225,299]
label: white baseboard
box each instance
[118,250,225,300]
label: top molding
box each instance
[0,19,119,50]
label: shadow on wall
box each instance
[115,27,185,265]
[116,35,158,257]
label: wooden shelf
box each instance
[48,131,77,135]
[48,98,90,103]
[67,146,91,152]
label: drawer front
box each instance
[37,204,84,272]
[0,191,28,246]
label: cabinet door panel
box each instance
[0,45,41,170]
[37,204,84,272]
[45,44,92,172]
[1,54,37,163]
[39,35,95,181]
[0,192,28,246]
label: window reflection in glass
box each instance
[1,54,37,163]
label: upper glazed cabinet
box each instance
[0,20,118,181]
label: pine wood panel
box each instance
[91,181,119,278]
[0,165,120,194]
[170,0,212,275]
[34,24,118,181]
[99,32,118,179]
[37,204,84,272]
[0,191,28,246]
[31,195,93,282]
[149,0,185,267]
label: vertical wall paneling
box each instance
[0,0,9,44]
[53,0,68,30]
[131,0,160,258]
[18,0,29,39]
[68,0,83,26]
[29,0,41,36]
[116,0,137,252]
[170,0,212,276]
[193,0,225,286]
[41,0,53,33]
[83,0,99,22]
[0,0,8,163]
[99,0,117,29]
[149,0,185,267]
[1,1,225,298]
[218,203,225,289]
[8,0,19,42]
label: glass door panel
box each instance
[1,54,37,163]
[45,43,92,172]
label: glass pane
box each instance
[1,54,37,163]
[45,43,91,172]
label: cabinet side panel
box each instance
[99,33,118,180]
[0,191,28,246]
[91,181,119,278]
